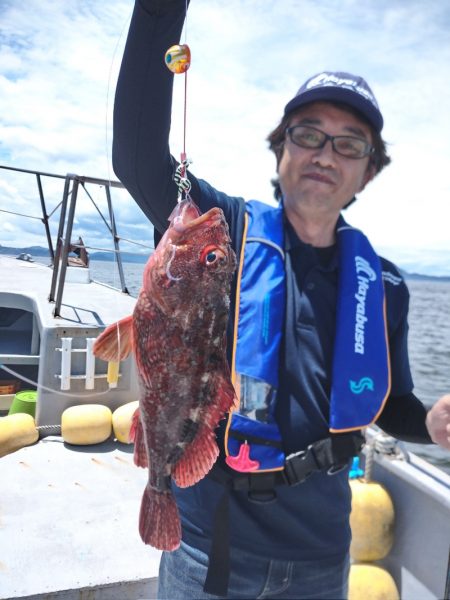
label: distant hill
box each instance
[0,244,149,264]
[1,244,449,280]
[399,269,450,282]
[0,245,51,257]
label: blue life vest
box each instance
[224,200,391,474]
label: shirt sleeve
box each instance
[376,391,432,444]
[376,262,433,443]
[112,0,189,233]
[113,0,247,247]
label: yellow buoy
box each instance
[0,413,39,458]
[350,479,395,561]
[349,563,399,600]
[61,404,112,445]
[112,400,139,444]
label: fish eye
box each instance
[200,245,227,266]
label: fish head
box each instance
[143,201,236,314]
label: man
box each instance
[113,2,450,598]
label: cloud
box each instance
[0,0,449,275]
[0,0,130,174]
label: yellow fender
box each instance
[61,404,112,445]
[349,563,399,600]
[112,400,139,444]
[350,478,395,561]
[0,413,39,458]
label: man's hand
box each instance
[426,394,450,450]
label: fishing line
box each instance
[165,1,192,202]
[162,5,194,282]
[166,244,182,282]
[182,0,189,161]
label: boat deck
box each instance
[0,437,160,599]
[0,255,160,599]
[0,255,136,329]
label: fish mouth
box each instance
[171,206,224,234]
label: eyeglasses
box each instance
[285,124,374,159]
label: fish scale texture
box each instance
[94,202,237,550]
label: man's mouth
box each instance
[303,172,335,185]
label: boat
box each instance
[0,165,161,600]
[0,165,449,600]
[16,252,34,262]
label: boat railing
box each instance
[0,164,151,316]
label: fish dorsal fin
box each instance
[93,315,134,361]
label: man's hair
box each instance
[267,101,391,204]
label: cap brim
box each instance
[284,87,383,133]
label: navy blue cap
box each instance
[284,71,384,132]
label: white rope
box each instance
[0,364,112,399]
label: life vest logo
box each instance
[354,256,377,355]
[349,377,374,394]
[355,256,377,281]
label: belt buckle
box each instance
[327,462,349,476]
[284,446,317,486]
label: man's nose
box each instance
[312,139,336,167]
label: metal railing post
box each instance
[53,177,80,317]
[105,183,129,294]
[36,173,55,262]
[49,175,73,303]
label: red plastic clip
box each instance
[226,443,260,472]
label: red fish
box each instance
[93,200,237,551]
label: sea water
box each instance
[89,260,450,474]
[403,279,450,473]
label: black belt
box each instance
[203,432,365,596]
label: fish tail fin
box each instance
[139,485,181,551]
[130,408,148,468]
[172,425,219,488]
[93,315,134,361]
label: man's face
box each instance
[278,101,375,222]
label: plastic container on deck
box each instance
[8,390,37,418]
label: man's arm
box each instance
[113,0,247,246]
[112,0,188,232]
[376,391,432,444]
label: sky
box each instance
[0,0,449,275]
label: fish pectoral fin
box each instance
[172,372,237,488]
[224,378,240,412]
[215,373,239,414]
[130,408,149,468]
[172,425,219,488]
[93,315,134,361]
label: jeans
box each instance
[158,540,350,599]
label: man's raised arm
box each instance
[113,0,188,232]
